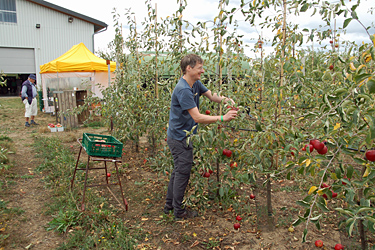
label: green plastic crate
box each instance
[82,133,123,158]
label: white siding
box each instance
[0,0,97,78]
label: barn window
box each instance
[0,0,17,23]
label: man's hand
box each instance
[224,97,235,106]
[223,109,238,121]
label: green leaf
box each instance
[343,18,353,28]
[300,3,308,12]
[313,220,321,230]
[347,218,356,236]
[353,109,359,124]
[310,214,322,222]
[367,79,375,93]
[353,157,367,164]
[303,195,313,203]
[219,187,224,197]
[296,200,310,208]
[365,216,375,224]
[351,10,358,19]
[302,228,308,243]
[335,208,355,216]
[370,124,375,139]
[334,88,347,96]
[354,73,372,84]
[357,207,374,214]
[316,201,330,212]
[292,218,303,227]
[255,121,262,132]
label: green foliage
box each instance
[92,0,375,246]
[0,72,6,87]
[47,209,83,233]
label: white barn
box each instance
[0,0,108,96]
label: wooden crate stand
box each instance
[53,90,89,128]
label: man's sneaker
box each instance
[30,120,39,125]
[25,122,30,127]
[163,205,173,215]
[174,209,198,221]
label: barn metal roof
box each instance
[26,0,107,33]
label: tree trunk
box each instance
[266,173,274,230]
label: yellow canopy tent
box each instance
[40,43,116,73]
[40,43,116,113]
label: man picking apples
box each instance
[163,54,237,220]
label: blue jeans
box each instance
[165,136,193,216]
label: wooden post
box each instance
[179,0,183,77]
[216,0,224,198]
[155,3,159,99]
[259,34,263,105]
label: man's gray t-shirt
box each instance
[167,77,208,141]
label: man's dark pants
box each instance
[165,137,193,216]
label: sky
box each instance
[46,0,375,58]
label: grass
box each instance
[33,136,145,249]
[201,237,221,249]
[0,136,12,142]
[83,120,105,128]
[0,199,24,246]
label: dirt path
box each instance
[0,97,64,249]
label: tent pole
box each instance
[106,60,111,87]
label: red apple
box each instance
[323,194,328,200]
[107,173,111,177]
[321,183,330,189]
[335,44,339,48]
[208,169,213,174]
[314,142,325,151]
[310,139,320,149]
[334,243,344,250]
[365,150,375,161]
[317,146,328,155]
[330,40,334,44]
[332,191,338,198]
[302,144,313,152]
[290,147,297,156]
[236,215,242,221]
[223,149,232,157]
[310,139,319,145]
[250,194,255,199]
[230,162,238,168]
[223,149,228,156]
[205,110,211,115]
[203,172,210,178]
[234,223,241,230]
[315,240,323,248]
[329,65,334,70]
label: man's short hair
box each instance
[180,54,203,75]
